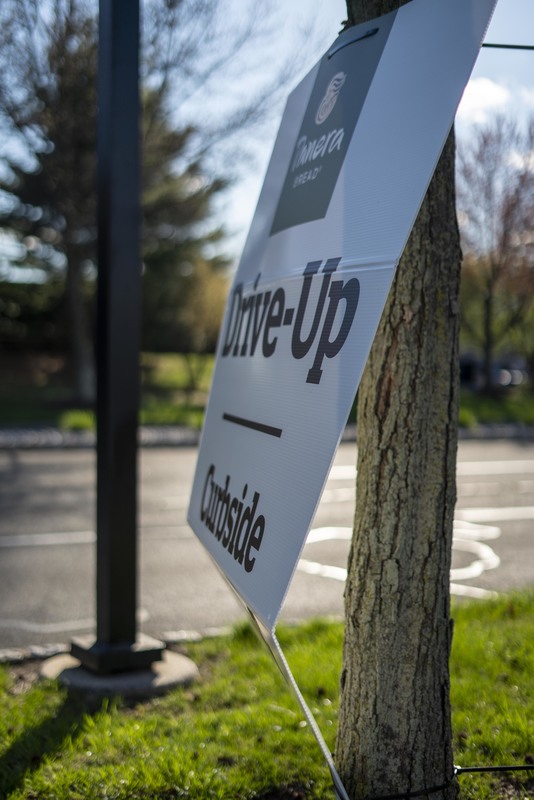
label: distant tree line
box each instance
[457,114,534,392]
[0,0,294,402]
[1,1,532,401]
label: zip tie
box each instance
[328,28,379,59]
[455,764,534,776]
[482,42,534,50]
[366,764,534,800]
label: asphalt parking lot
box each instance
[0,437,533,654]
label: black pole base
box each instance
[71,634,165,675]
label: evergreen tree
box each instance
[0,4,98,401]
[0,0,230,402]
[141,89,229,354]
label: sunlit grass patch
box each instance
[0,595,533,798]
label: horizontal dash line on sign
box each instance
[222,413,282,438]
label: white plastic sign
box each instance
[188,0,497,631]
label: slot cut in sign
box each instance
[187,1,498,796]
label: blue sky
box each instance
[224,0,534,255]
[457,0,534,131]
[287,0,534,131]
[2,0,532,272]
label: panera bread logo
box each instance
[315,72,346,125]
[270,15,395,235]
[270,66,354,235]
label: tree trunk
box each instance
[335,7,461,795]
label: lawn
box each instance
[0,352,214,431]
[459,389,534,429]
[1,351,533,432]
[1,593,533,799]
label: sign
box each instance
[188,0,497,630]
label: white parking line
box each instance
[298,560,348,581]
[457,460,534,476]
[449,583,497,599]
[320,487,355,503]
[0,530,95,548]
[307,527,352,543]
[328,465,356,480]
[300,521,502,599]
[0,617,96,634]
[457,506,534,523]
[457,482,501,497]
[329,460,534,479]
[0,526,192,548]
[0,608,150,634]
[453,519,501,540]
[450,539,500,581]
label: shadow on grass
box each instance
[0,689,101,798]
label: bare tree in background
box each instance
[335,1,462,798]
[457,114,534,392]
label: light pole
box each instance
[72,0,165,673]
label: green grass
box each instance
[1,595,533,799]
[141,352,215,394]
[1,352,534,430]
[58,409,95,431]
[0,353,214,431]
[450,593,534,799]
[459,389,534,428]
[141,353,213,429]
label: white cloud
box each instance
[519,87,534,109]
[507,149,534,172]
[457,78,511,124]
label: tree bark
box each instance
[335,5,461,797]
